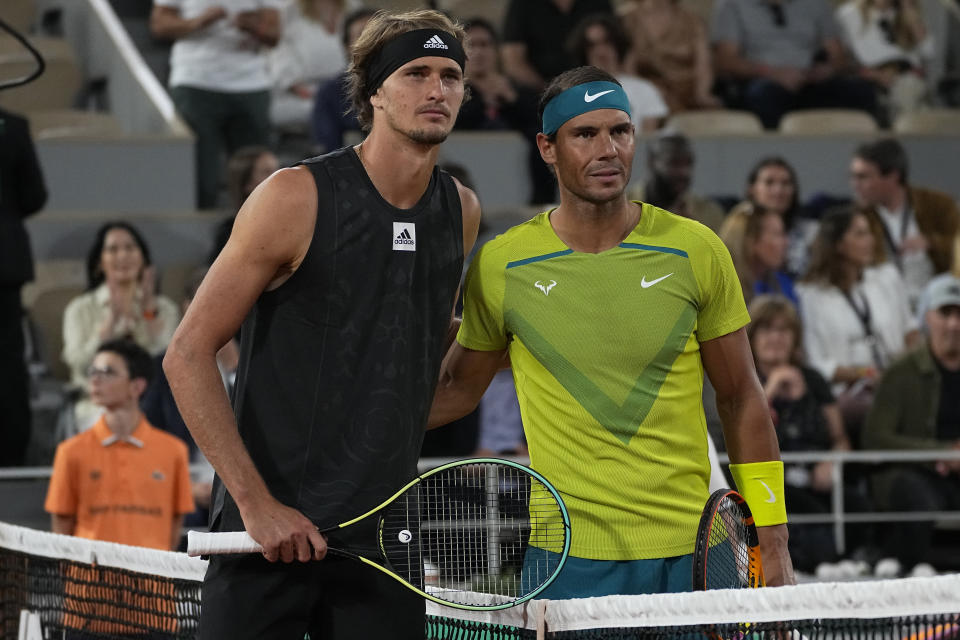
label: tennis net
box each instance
[0,522,206,639]
[3,521,959,640]
[427,574,960,640]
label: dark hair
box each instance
[86,221,152,290]
[226,145,274,209]
[567,13,631,67]
[745,156,801,230]
[345,9,467,132]
[463,17,498,42]
[342,7,377,50]
[803,206,865,288]
[853,138,909,185]
[537,66,622,141]
[96,338,154,386]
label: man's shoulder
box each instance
[885,343,936,379]
[639,202,723,253]
[143,424,189,458]
[911,185,958,212]
[57,428,100,459]
[475,211,554,264]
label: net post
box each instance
[831,457,846,555]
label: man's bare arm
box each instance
[150,5,226,40]
[701,328,796,587]
[235,8,281,47]
[163,167,326,564]
[51,514,75,536]
[429,343,506,429]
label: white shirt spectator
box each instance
[268,1,347,127]
[835,2,934,68]
[158,0,285,91]
[797,262,917,391]
[616,74,670,129]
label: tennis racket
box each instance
[692,488,765,590]
[188,458,570,611]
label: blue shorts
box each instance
[523,548,694,599]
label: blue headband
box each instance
[541,81,632,135]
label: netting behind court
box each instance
[2,521,959,640]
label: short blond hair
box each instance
[345,9,467,132]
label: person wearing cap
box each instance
[862,275,960,577]
[163,9,480,639]
[429,65,794,596]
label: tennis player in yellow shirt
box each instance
[429,66,795,596]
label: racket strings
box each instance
[379,463,566,607]
[706,498,752,590]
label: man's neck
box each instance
[878,185,908,214]
[551,196,641,253]
[103,405,142,439]
[356,130,441,209]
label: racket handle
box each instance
[187,530,263,556]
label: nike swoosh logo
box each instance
[640,273,673,288]
[584,89,615,102]
[759,480,777,503]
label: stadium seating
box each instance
[778,109,879,134]
[893,108,960,135]
[666,110,765,136]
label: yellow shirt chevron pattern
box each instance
[458,203,750,560]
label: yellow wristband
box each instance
[729,461,788,527]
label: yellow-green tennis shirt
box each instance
[458,203,750,560]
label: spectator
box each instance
[747,295,855,574]
[501,0,614,90]
[835,0,933,120]
[720,204,798,306]
[729,157,816,276]
[268,0,347,131]
[567,13,669,132]
[208,145,280,264]
[711,0,879,129]
[45,339,195,550]
[796,207,919,438]
[151,0,282,209]
[455,18,554,205]
[618,0,722,111]
[310,8,375,152]
[0,107,47,466]
[850,138,960,311]
[862,275,960,577]
[62,222,180,430]
[628,133,725,232]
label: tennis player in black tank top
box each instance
[163,11,481,639]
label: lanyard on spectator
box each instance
[841,287,886,368]
[877,203,913,269]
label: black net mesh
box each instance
[1,524,203,640]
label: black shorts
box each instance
[199,553,424,640]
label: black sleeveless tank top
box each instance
[211,148,464,541]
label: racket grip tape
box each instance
[187,530,263,556]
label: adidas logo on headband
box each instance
[423,34,448,49]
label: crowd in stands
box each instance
[2,0,959,576]
[131,0,952,209]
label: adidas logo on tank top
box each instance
[393,222,416,251]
